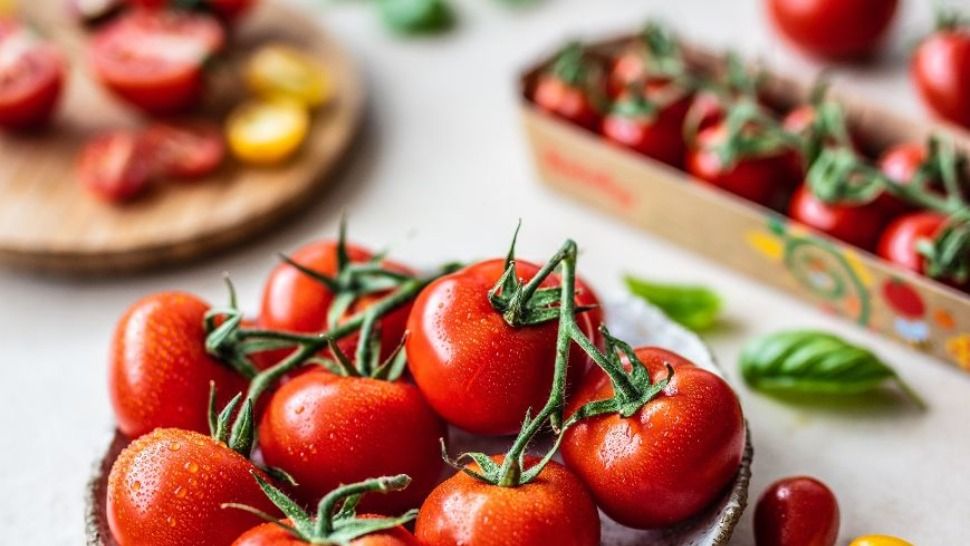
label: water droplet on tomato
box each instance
[185,461,199,473]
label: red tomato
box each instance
[258,240,413,367]
[77,131,155,203]
[788,184,889,251]
[233,518,420,546]
[108,292,248,438]
[876,142,929,215]
[878,211,965,288]
[533,74,600,131]
[754,476,839,546]
[142,120,226,179]
[602,86,692,167]
[912,26,970,128]
[0,19,65,129]
[107,428,278,546]
[128,0,256,22]
[561,347,745,529]
[90,10,225,115]
[258,370,446,514]
[686,124,802,208]
[415,457,601,546]
[767,0,899,59]
[406,258,597,435]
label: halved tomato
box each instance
[89,10,225,115]
[77,130,154,202]
[142,120,225,179]
[0,19,64,129]
[226,99,309,165]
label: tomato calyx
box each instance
[934,5,969,32]
[789,82,854,167]
[702,98,801,169]
[225,473,418,544]
[546,42,607,112]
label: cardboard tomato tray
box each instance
[519,36,970,373]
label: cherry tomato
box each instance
[0,19,64,129]
[90,10,225,115]
[70,0,124,25]
[754,476,839,546]
[533,74,600,131]
[259,239,413,365]
[767,0,898,59]
[77,130,154,203]
[850,536,913,546]
[227,99,309,165]
[788,184,888,251]
[233,518,421,546]
[878,211,965,288]
[912,26,970,128]
[108,292,248,438]
[107,428,278,546]
[258,370,446,514]
[686,124,802,208]
[561,347,745,529]
[602,85,692,167]
[127,0,256,23]
[406,258,597,435]
[141,120,225,179]
[876,142,930,215]
[415,457,601,546]
[245,44,330,108]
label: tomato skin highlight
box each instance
[258,240,413,365]
[415,457,601,546]
[686,125,802,208]
[258,371,446,514]
[108,292,248,438]
[405,258,595,436]
[89,10,225,115]
[233,518,421,546]
[533,74,600,131]
[0,20,65,129]
[788,185,888,251]
[754,476,840,546]
[561,347,745,529]
[767,0,898,60]
[107,428,279,546]
[912,28,970,128]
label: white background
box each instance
[1,0,968,544]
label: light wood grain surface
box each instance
[0,1,364,274]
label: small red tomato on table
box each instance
[602,82,692,167]
[533,42,603,131]
[754,476,840,546]
[89,9,226,115]
[0,18,65,129]
[77,130,155,202]
[912,11,970,128]
[767,0,899,60]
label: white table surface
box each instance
[1,0,967,544]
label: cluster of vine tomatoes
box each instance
[103,227,747,545]
[531,23,970,292]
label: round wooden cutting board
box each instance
[0,2,364,274]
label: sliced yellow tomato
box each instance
[245,44,330,108]
[226,99,309,166]
[850,535,914,546]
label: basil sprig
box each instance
[740,330,925,408]
[624,275,722,332]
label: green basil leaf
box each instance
[624,275,722,332]
[739,330,925,408]
[378,0,453,34]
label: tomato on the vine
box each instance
[878,211,965,288]
[406,258,598,435]
[233,519,420,546]
[77,130,155,203]
[754,476,839,546]
[876,142,932,215]
[686,123,802,208]
[127,0,257,23]
[107,428,278,546]
[415,457,600,546]
[258,370,446,513]
[533,44,602,131]
[602,83,692,167]
[767,0,899,60]
[90,10,225,115]
[259,239,413,364]
[0,19,64,129]
[912,22,970,128]
[142,120,226,179]
[108,292,248,438]
[561,347,744,529]
[788,184,888,251]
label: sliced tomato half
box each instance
[142,120,225,179]
[77,130,154,202]
[0,19,65,129]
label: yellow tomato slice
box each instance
[226,99,309,166]
[245,44,330,108]
[850,535,914,546]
